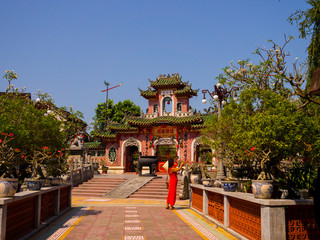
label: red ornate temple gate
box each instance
[93,73,212,174]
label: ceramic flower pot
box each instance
[49,177,62,186]
[201,179,214,187]
[298,189,309,199]
[25,179,42,191]
[190,174,200,184]
[251,180,273,199]
[221,181,238,192]
[0,178,18,197]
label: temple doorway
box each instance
[196,145,213,165]
[157,145,177,171]
[125,145,139,172]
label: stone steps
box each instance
[135,190,168,195]
[128,177,181,200]
[83,180,123,184]
[73,186,115,191]
[72,178,126,197]
[72,175,183,199]
[80,183,121,187]
[129,194,168,199]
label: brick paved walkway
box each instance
[29,197,238,240]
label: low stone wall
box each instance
[190,184,320,240]
[0,184,72,240]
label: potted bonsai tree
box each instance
[0,132,21,197]
[250,149,275,199]
[101,165,109,174]
[279,155,318,200]
[45,149,68,185]
[200,164,216,187]
[222,148,255,192]
[25,146,56,190]
[186,162,202,184]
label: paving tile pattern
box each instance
[62,206,203,240]
[29,196,238,240]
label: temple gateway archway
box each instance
[92,73,210,174]
[122,137,141,172]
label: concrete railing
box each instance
[190,184,320,240]
[0,184,72,240]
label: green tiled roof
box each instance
[93,131,117,140]
[127,115,203,127]
[150,73,182,89]
[108,124,138,132]
[138,87,157,99]
[175,84,199,97]
[191,124,205,129]
[84,142,106,150]
[139,73,199,99]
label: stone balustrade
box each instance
[144,112,158,118]
[70,164,94,187]
[163,112,173,116]
[190,184,320,240]
[0,184,72,240]
[175,111,194,117]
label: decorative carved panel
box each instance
[155,137,176,146]
[229,197,261,240]
[108,147,117,163]
[161,90,174,96]
[191,187,203,212]
[286,205,320,240]
[208,192,224,224]
[124,137,139,147]
[152,126,177,138]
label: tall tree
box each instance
[33,90,87,144]
[92,99,115,133]
[0,71,86,179]
[217,37,320,107]
[91,99,141,134]
[203,38,320,188]
[202,88,320,186]
[288,0,320,87]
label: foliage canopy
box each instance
[288,0,320,85]
[202,38,320,190]
[0,71,86,179]
[91,99,141,134]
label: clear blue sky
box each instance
[0,0,310,127]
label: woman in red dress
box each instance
[166,158,185,210]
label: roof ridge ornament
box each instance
[172,73,179,77]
